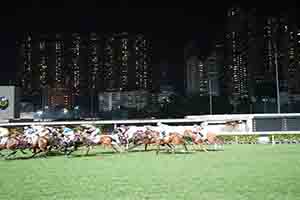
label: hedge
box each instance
[217,134,300,144]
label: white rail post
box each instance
[235,136,238,144]
[272,135,275,146]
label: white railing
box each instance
[0,118,207,127]
[1,118,300,145]
[217,131,300,135]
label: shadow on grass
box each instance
[192,148,224,152]
[158,151,195,154]
[69,151,120,159]
[128,149,156,153]
[1,150,70,161]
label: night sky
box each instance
[0,1,297,88]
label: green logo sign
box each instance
[0,96,9,110]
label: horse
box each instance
[25,126,64,158]
[114,126,149,151]
[155,131,189,155]
[182,126,208,152]
[0,128,30,159]
[79,129,123,156]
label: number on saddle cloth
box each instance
[198,132,204,137]
[160,131,166,139]
[0,137,8,145]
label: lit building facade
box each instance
[17,34,33,94]
[98,90,149,112]
[224,7,249,100]
[185,56,206,95]
[17,32,152,112]
[48,87,73,110]
[204,51,220,96]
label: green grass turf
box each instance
[0,145,300,200]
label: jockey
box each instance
[157,122,167,140]
[110,133,121,145]
[62,126,74,135]
[45,126,55,133]
[24,126,35,135]
[23,126,40,144]
[61,126,75,142]
[31,125,45,136]
[0,127,9,145]
[89,126,101,138]
[193,124,204,141]
[116,125,129,140]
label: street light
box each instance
[36,110,43,116]
[262,98,268,113]
[250,96,256,114]
[36,110,44,121]
[274,46,281,113]
[273,24,281,113]
[208,79,213,115]
[63,108,68,114]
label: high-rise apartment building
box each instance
[17,32,152,112]
[102,32,151,91]
[17,34,33,94]
[224,7,249,100]
[221,7,300,112]
[185,56,206,95]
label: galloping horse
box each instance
[155,132,189,154]
[0,128,30,158]
[154,124,189,154]
[80,129,123,155]
[184,124,224,151]
[23,126,64,158]
[114,126,149,150]
[182,126,208,152]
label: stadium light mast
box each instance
[209,79,213,115]
[273,25,281,113]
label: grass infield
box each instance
[0,145,300,200]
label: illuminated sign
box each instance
[0,96,9,110]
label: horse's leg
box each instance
[172,144,176,154]
[20,149,27,154]
[62,145,67,155]
[189,141,197,151]
[74,142,79,151]
[5,150,17,159]
[85,145,91,156]
[111,144,120,153]
[30,149,42,158]
[67,142,80,156]
[48,145,53,153]
[66,148,74,157]
[156,143,160,155]
[166,143,174,153]
[183,143,188,153]
[125,139,129,150]
[166,144,173,149]
[128,143,141,151]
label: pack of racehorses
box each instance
[0,123,224,159]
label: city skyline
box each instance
[0,3,298,90]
